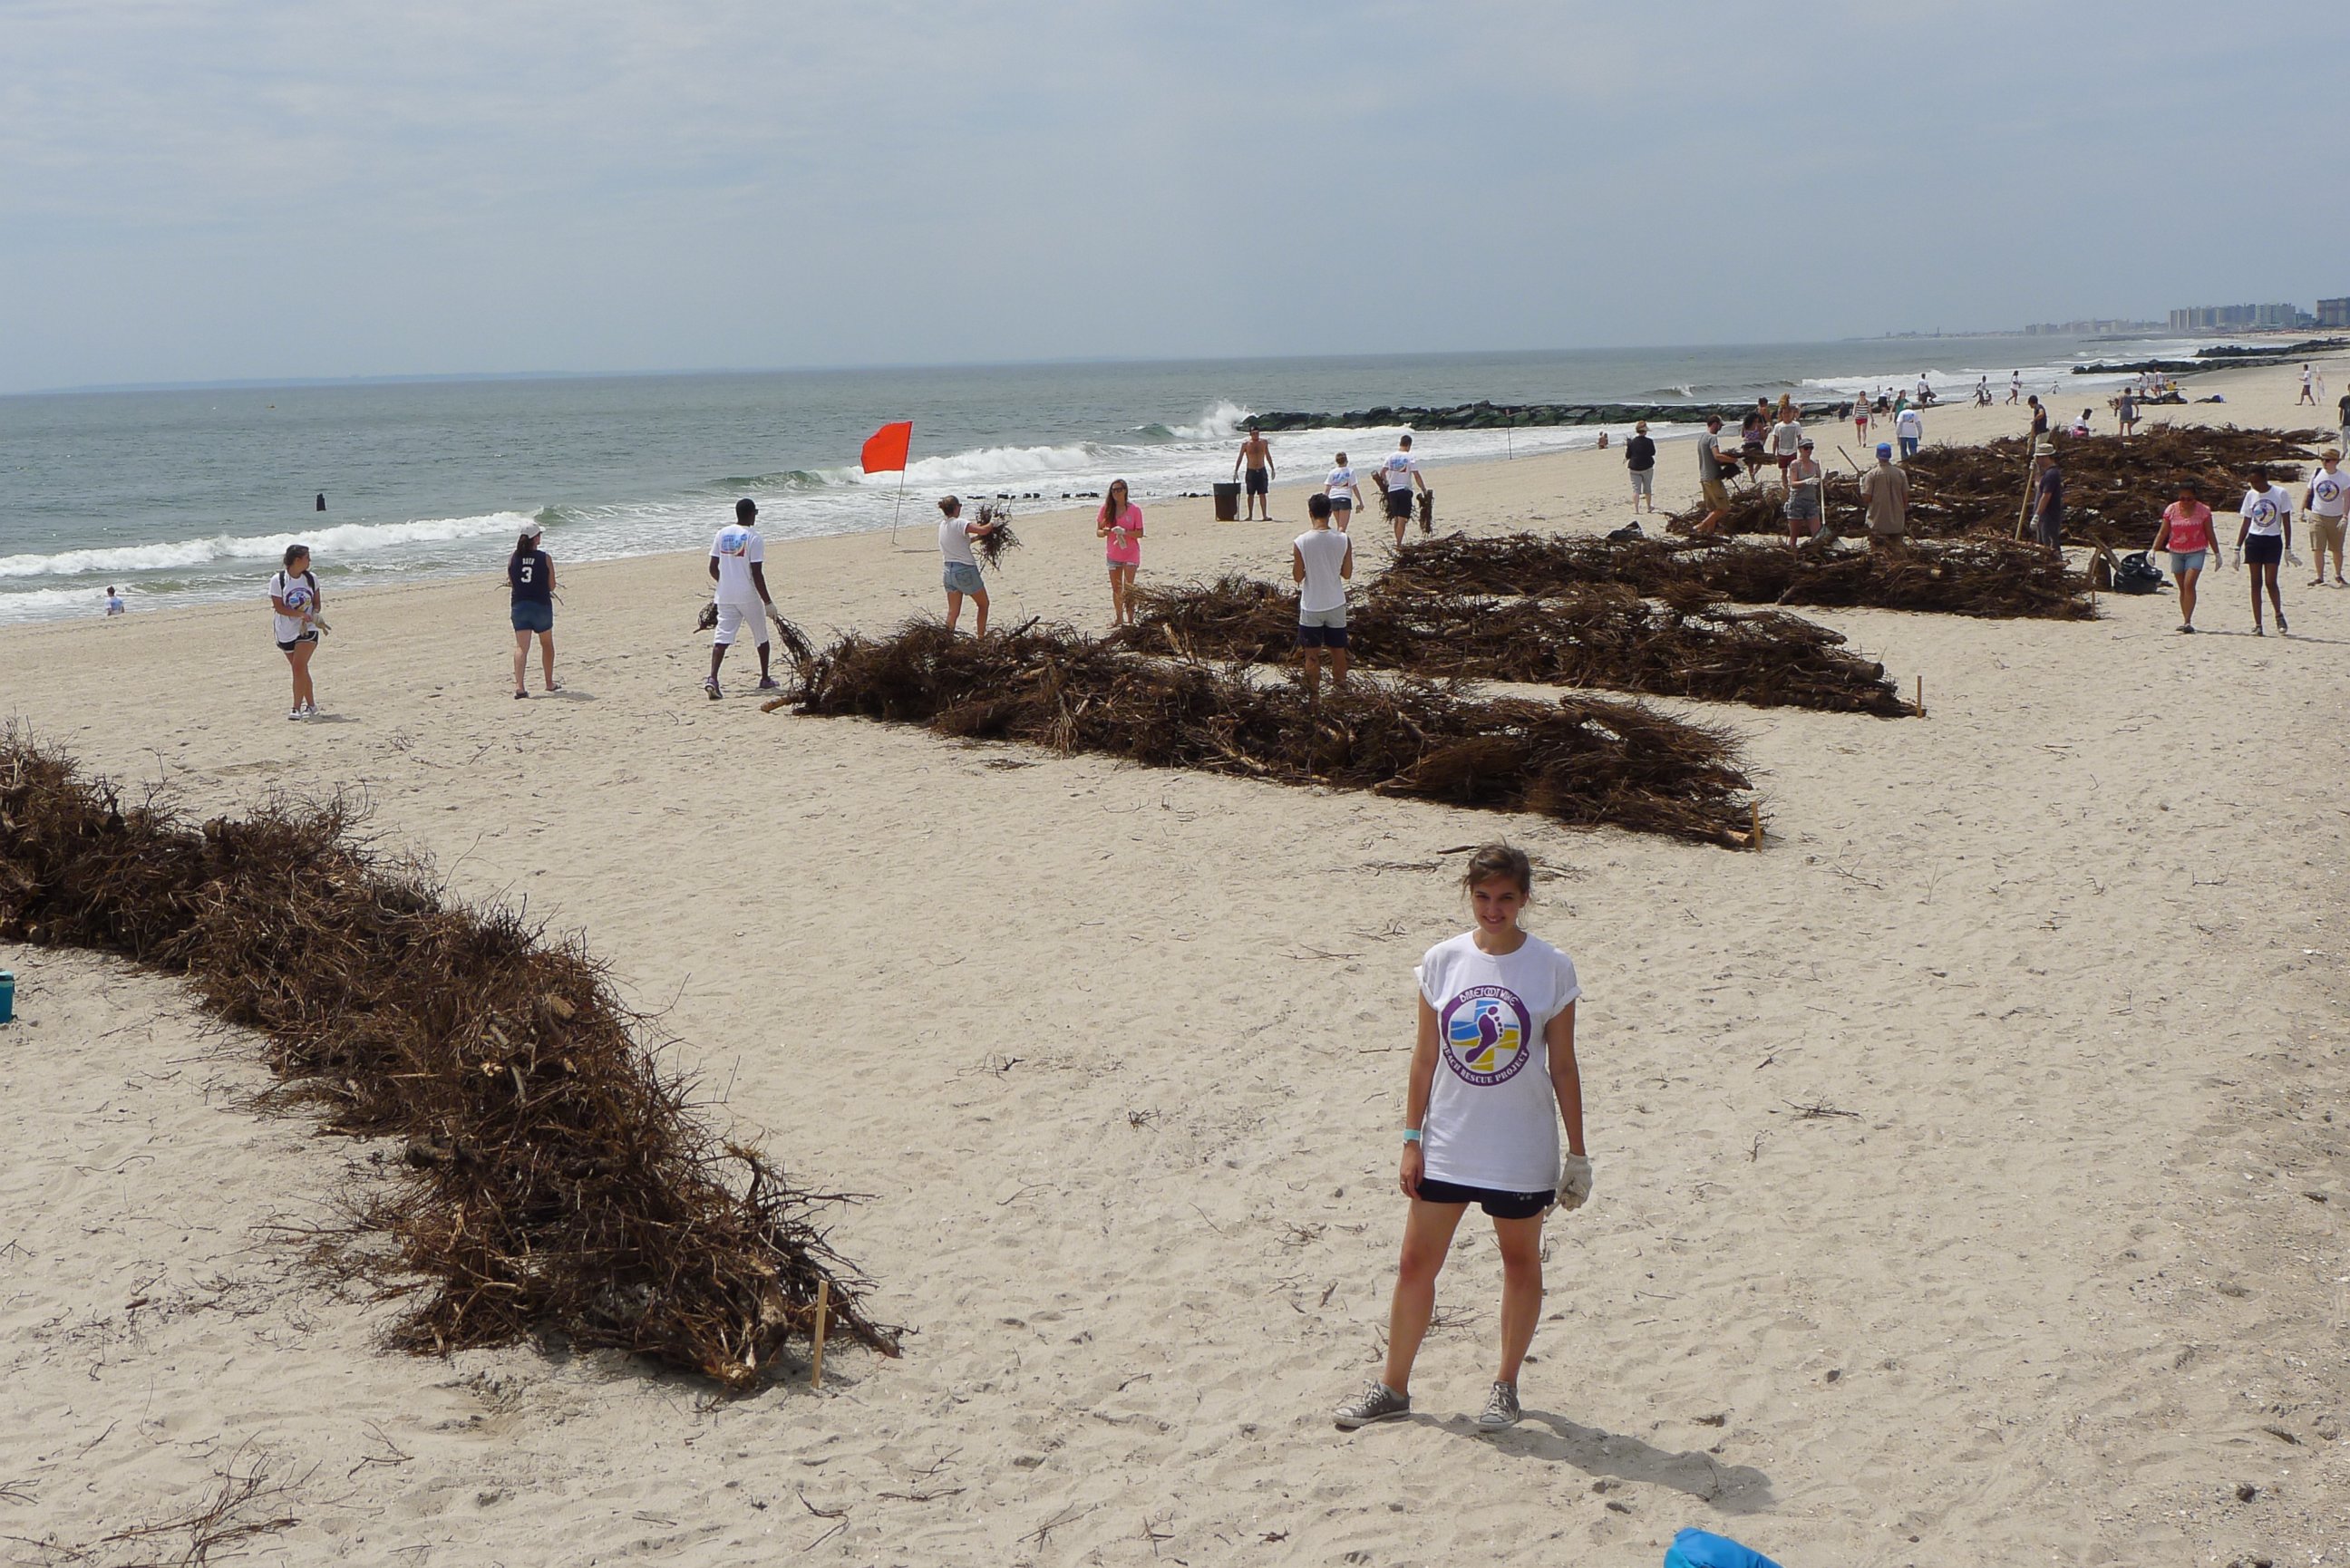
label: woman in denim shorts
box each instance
[937,496,1001,636]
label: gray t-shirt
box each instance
[1697,432,1729,481]
[1860,465,1910,533]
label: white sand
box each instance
[3,359,2345,1565]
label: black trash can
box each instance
[1212,482,1241,522]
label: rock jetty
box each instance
[1238,398,1852,433]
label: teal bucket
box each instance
[0,971,13,1025]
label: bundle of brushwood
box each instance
[1119,577,1913,717]
[1662,474,1865,538]
[974,502,1021,569]
[786,620,1756,845]
[1670,426,2317,546]
[0,739,895,1390]
[1381,533,2093,620]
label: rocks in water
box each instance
[1244,398,1847,433]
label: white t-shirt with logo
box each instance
[2308,467,2350,518]
[1771,421,1803,457]
[939,518,977,566]
[1896,410,1922,439]
[1379,451,1419,494]
[1326,466,1358,501]
[1414,931,1581,1193]
[1294,528,1352,615]
[2240,487,2291,536]
[268,569,318,644]
[711,525,766,604]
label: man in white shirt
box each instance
[1292,494,1355,695]
[2008,371,2022,405]
[103,586,125,616]
[705,497,785,699]
[2306,449,2350,587]
[1377,436,1428,547]
[2299,364,2316,406]
[1895,404,1923,458]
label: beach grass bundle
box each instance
[0,737,895,1389]
[1381,532,2093,619]
[785,620,1756,846]
[1120,576,1914,717]
[974,502,1022,569]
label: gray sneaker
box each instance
[1334,1380,1411,1430]
[1475,1380,1521,1430]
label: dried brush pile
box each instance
[0,738,895,1390]
[1119,576,1913,717]
[787,620,1757,845]
[1665,427,2316,546]
[1381,533,2093,619]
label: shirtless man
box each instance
[1234,423,1276,520]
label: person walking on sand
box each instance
[1975,375,1992,406]
[1333,843,1589,1435]
[1860,442,1910,553]
[2148,480,2217,632]
[2117,389,2139,437]
[1851,397,1870,446]
[705,498,785,700]
[2336,388,2350,443]
[937,495,1001,636]
[1783,437,1821,547]
[1895,402,1923,459]
[1377,436,1427,547]
[2026,395,2049,440]
[1694,416,1736,536]
[2008,371,2023,405]
[1624,421,1657,513]
[1769,405,1804,489]
[1099,478,1145,627]
[2305,450,2350,587]
[508,520,558,699]
[268,545,324,721]
[2299,364,2316,406]
[1294,493,1354,696]
[1234,423,1275,521]
[1326,451,1364,532]
[2235,475,2297,634]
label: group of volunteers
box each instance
[2144,451,2350,634]
[1229,426,1432,546]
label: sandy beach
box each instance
[4,358,2346,1566]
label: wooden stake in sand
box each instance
[1750,799,1763,850]
[811,1278,831,1389]
[1915,675,1925,717]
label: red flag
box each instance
[861,421,913,474]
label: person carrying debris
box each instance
[1782,438,1821,547]
[1860,442,1910,553]
[1694,416,1736,536]
[704,498,787,700]
[2030,446,2065,553]
[1377,435,1428,547]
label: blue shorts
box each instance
[510,600,553,634]
[1415,1176,1552,1219]
[1297,605,1347,648]
[2169,549,2207,574]
[943,560,985,595]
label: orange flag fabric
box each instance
[861,421,914,474]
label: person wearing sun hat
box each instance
[2304,449,2349,588]
[1782,436,1821,547]
[1859,441,1909,552]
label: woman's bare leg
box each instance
[539,632,557,688]
[1491,1213,1546,1385]
[512,628,530,693]
[1381,1199,1469,1395]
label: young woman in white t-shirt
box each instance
[267,544,324,720]
[937,495,1001,635]
[1335,844,1590,1435]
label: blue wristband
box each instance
[1401,1128,1422,1145]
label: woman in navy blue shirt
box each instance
[509,521,558,698]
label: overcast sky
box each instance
[4,0,2345,393]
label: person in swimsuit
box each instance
[1234,424,1275,521]
[1334,843,1590,1435]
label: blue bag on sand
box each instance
[1664,1527,1783,1568]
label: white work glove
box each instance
[2285,547,2304,567]
[2229,547,2243,571]
[1550,1153,1593,1215]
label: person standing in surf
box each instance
[268,545,324,721]
[1098,479,1145,628]
[705,498,785,698]
[508,520,558,698]
[1335,843,1590,1435]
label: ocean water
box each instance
[0,335,2207,625]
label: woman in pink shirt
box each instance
[2147,480,2215,633]
[1097,479,1144,628]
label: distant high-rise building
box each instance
[2169,303,2310,332]
[2318,298,2350,328]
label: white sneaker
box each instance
[287,706,306,721]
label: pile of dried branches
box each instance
[1381,533,2093,619]
[1118,576,1913,717]
[0,737,895,1390]
[786,620,1756,845]
[1665,427,2316,546]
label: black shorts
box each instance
[1244,467,1269,496]
[1296,622,1349,649]
[2244,533,2283,566]
[1384,488,1413,519]
[277,631,319,653]
[1415,1176,1552,1219]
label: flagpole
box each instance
[890,468,907,545]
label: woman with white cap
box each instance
[508,519,558,697]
